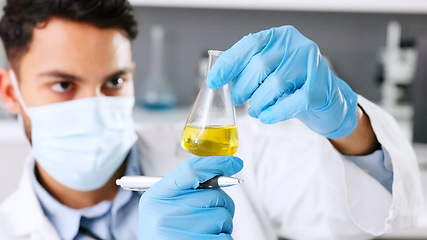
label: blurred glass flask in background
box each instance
[181,50,238,156]
[137,25,176,110]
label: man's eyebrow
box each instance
[38,70,83,81]
[105,68,133,80]
[37,68,133,81]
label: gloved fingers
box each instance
[206,28,274,89]
[258,88,309,124]
[182,189,235,215]
[139,188,235,239]
[247,70,301,118]
[161,207,233,235]
[140,188,235,211]
[156,232,233,240]
[173,156,243,191]
[164,233,233,240]
[147,156,243,198]
[232,29,316,115]
[211,233,234,240]
[228,55,271,106]
[229,47,284,106]
[198,233,233,240]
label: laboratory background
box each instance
[1,0,427,239]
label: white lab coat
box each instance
[0,96,423,240]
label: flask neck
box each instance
[207,50,222,72]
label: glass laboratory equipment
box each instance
[137,25,176,110]
[181,50,238,156]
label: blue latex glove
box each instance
[207,26,358,139]
[138,156,243,240]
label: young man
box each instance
[0,0,422,239]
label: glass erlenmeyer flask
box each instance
[181,50,238,156]
[137,25,176,110]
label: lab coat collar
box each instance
[31,144,141,240]
[1,154,59,238]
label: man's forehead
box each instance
[17,17,133,78]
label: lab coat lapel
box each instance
[0,155,60,239]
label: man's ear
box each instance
[0,68,21,114]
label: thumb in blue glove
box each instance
[206,25,358,139]
[138,156,243,240]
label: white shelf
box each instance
[129,0,427,14]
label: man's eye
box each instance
[105,77,124,89]
[51,82,72,92]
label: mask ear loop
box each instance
[8,69,29,113]
[8,69,33,147]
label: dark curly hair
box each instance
[0,0,138,68]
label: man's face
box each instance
[7,18,135,139]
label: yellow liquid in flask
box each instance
[181,125,238,156]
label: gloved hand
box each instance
[206,26,358,139]
[138,156,243,240]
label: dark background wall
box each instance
[132,7,427,106]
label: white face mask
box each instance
[9,70,138,191]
